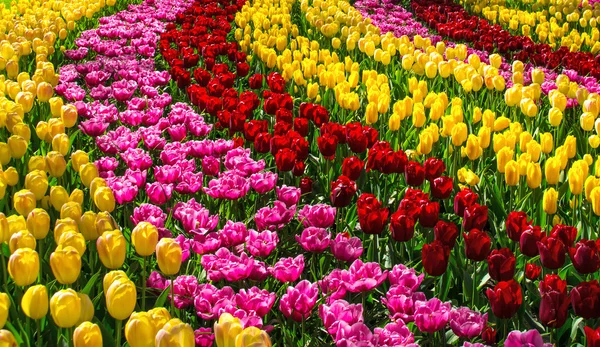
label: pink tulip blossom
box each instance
[388,264,424,292]
[201,248,255,282]
[235,287,276,317]
[254,201,296,231]
[279,280,319,322]
[131,203,166,227]
[504,330,553,347]
[345,259,388,293]
[330,233,363,262]
[414,298,452,334]
[319,299,364,336]
[245,229,279,257]
[250,172,278,194]
[449,307,488,339]
[145,182,173,205]
[298,203,337,228]
[381,285,426,323]
[296,227,331,253]
[269,255,305,282]
[276,185,301,207]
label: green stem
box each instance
[36,319,42,347]
[141,256,147,311]
[0,250,7,292]
[115,320,122,347]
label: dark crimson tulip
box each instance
[454,188,478,217]
[293,118,309,137]
[236,62,250,77]
[357,194,388,235]
[267,72,286,93]
[291,137,309,162]
[357,193,378,213]
[434,220,459,249]
[347,128,368,153]
[486,280,522,319]
[585,326,600,347]
[274,121,293,136]
[550,224,578,248]
[537,237,566,269]
[487,248,516,282]
[539,274,570,328]
[519,225,546,257]
[404,161,425,187]
[330,175,357,208]
[243,120,268,142]
[431,176,453,200]
[292,161,305,177]
[462,204,488,231]
[275,148,296,172]
[505,211,530,242]
[317,134,338,158]
[232,137,244,148]
[248,73,263,89]
[300,177,312,195]
[481,327,497,345]
[569,239,600,274]
[571,280,600,319]
[253,132,272,154]
[310,105,330,128]
[525,263,542,280]
[396,198,421,221]
[193,67,211,86]
[422,240,450,276]
[342,156,364,181]
[392,150,408,174]
[423,158,446,181]
[390,212,415,242]
[418,201,439,228]
[463,229,491,261]
[321,122,346,144]
[269,135,291,156]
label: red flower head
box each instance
[525,263,542,280]
[275,148,296,172]
[431,176,453,200]
[330,175,357,208]
[243,120,268,142]
[454,188,478,217]
[317,134,338,158]
[585,326,600,347]
[462,203,488,231]
[418,201,439,228]
[276,108,293,124]
[300,177,313,195]
[274,121,293,136]
[293,118,309,137]
[236,62,250,77]
[487,248,516,282]
[253,132,272,154]
[248,73,264,89]
[537,237,566,270]
[293,160,305,177]
[267,72,286,93]
[550,224,578,248]
[342,156,364,181]
[538,274,570,328]
[571,280,600,320]
[505,211,530,243]
[569,239,600,275]
[422,240,450,276]
[486,280,522,319]
[357,194,389,235]
[347,127,369,154]
[434,220,459,249]
[193,67,211,86]
[390,212,415,242]
[423,158,446,181]
[404,161,425,187]
[519,225,546,257]
[291,137,309,162]
[463,228,491,261]
[481,327,497,345]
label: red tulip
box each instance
[538,274,570,328]
[462,203,488,231]
[292,161,305,177]
[248,73,264,89]
[585,326,600,347]
[487,248,516,282]
[486,280,522,319]
[463,229,491,261]
[519,225,546,257]
[300,177,312,195]
[330,176,357,208]
[404,161,425,187]
[390,212,415,242]
[525,263,542,280]
[293,118,309,137]
[431,176,453,200]
[342,156,364,181]
[423,158,446,181]
[422,240,450,276]
[236,62,250,77]
[571,280,600,319]
[254,132,272,154]
[433,220,459,249]
[505,211,530,243]
[317,134,338,158]
[243,120,268,142]
[275,148,296,172]
[357,194,388,235]
[453,188,478,217]
[569,239,600,274]
[481,327,497,345]
[550,224,578,248]
[537,237,566,270]
[418,201,439,228]
[267,72,286,93]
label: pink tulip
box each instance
[202,156,220,176]
[334,322,376,346]
[381,285,427,323]
[504,329,553,347]
[279,280,319,322]
[269,255,304,282]
[318,269,351,304]
[154,164,182,184]
[345,259,388,293]
[191,232,221,255]
[250,172,278,194]
[249,260,269,281]
[125,168,147,188]
[121,148,153,170]
[145,182,173,205]
[194,284,235,320]
[296,227,331,253]
[298,204,337,228]
[276,185,301,207]
[204,171,250,200]
[171,275,199,309]
[107,176,138,204]
[388,264,424,292]
[374,321,416,347]
[414,298,452,334]
[254,201,296,231]
[235,287,276,317]
[175,171,203,194]
[219,221,248,248]
[201,248,255,282]
[330,233,363,262]
[131,203,166,228]
[195,328,214,347]
[245,229,279,257]
[146,271,167,290]
[173,199,219,234]
[319,299,364,336]
[449,307,488,339]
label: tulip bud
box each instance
[543,188,558,215]
[57,230,86,256]
[156,238,182,276]
[0,293,8,329]
[132,222,159,257]
[24,170,48,200]
[8,247,39,286]
[235,327,272,347]
[36,82,53,102]
[93,186,115,213]
[545,157,561,185]
[532,68,545,84]
[7,135,27,159]
[46,151,67,178]
[568,168,584,195]
[96,212,116,234]
[77,293,94,324]
[50,245,81,285]
[156,318,195,347]
[2,167,18,187]
[526,163,542,189]
[0,330,17,346]
[106,278,136,321]
[148,307,171,332]
[70,150,89,172]
[21,285,48,320]
[0,213,8,244]
[504,160,519,186]
[215,313,243,347]
[73,322,102,347]
[8,230,36,254]
[61,104,78,128]
[79,163,99,188]
[16,92,33,113]
[51,133,71,156]
[60,201,83,221]
[14,189,36,216]
[78,211,100,241]
[49,97,63,117]
[548,107,563,127]
[125,312,157,347]
[50,289,81,328]
[28,156,47,172]
[96,229,126,269]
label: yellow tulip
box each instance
[156,238,182,276]
[50,185,69,211]
[78,211,100,241]
[125,312,156,347]
[0,330,17,346]
[215,313,244,347]
[132,222,159,257]
[50,245,81,284]
[543,188,558,215]
[93,186,115,213]
[61,201,83,221]
[105,278,137,321]
[496,147,513,173]
[96,230,126,270]
[504,160,519,186]
[568,168,584,195]
[77,293,94,324]
[46,151,67,178]
[540,132,553,154]
[50,289,81,328]
[155,318,195,347]
[21,285,48,320]
[7,135,27,159]
[71,150,90,172]
[548,107,563,127]
[235,327,272,347]
[545,157,562,185]
[61,104,78,128]
[73,322,102,347]
[14,189,36,216]
[526,163,542,189]
[8,230,36,254]
[0,294,8,329]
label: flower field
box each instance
[2,0,600,344]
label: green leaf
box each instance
[81,271,101,296]
[570,317,585,341]
[155,286,171,308]
[93,317,116,347]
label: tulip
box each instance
[71,150,89,172]
[543,188,558,215]
[0,330,17,346]
[106,278,137,320]
[93,186,115,212]
[125,312,156,347]
[0,293,8,329]
[504,160,519,186]
[504,329,551,347]
[486,280,522,319]
[25,170,48,200]
[156,318,195,347]
[537,237,566,270]
[13,189,36,216]
[61,201,82,221]
[50,245,81,284]
[73,322,103,347]
[525,263,541,280]
[27,208,50,239]
[8,230,36,254]
[46,151,67,177]
[78,211,100,241]
[539,274,570,328]
[132,222,159,256]
[526,163,541,189]
[156,238,182,275]
[487,248,516,282]
[569,239,600,274]
[50,185,69,211]
[463,229,491,261]
[8,247,39,286]
[50,289,81,328]
[585,326,600,347]
[61,104,78,128]
[96,230,126,269]
[449,307,487,339]
[571,281,600,320]
[422,240,450,276]
[235,327,272,347]
[79,163,99,188]
[75,292,94,324]
[7,135,27,159]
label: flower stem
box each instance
[115,320,122,347]
[141,256,147,311]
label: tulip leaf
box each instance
[477,273,490,290]
[570,317,585,341]
[93,317,116,347]
[155,286,171,308]
[81,271,101,296]
[4,322,24,345]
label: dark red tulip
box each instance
[550,224,578,248]
[431,176,453,200]
[487,248,516,282]
[418,201,439,228]
[422,240,450,276]
[275,148,296,172]
[243,120,268,142]
[538,274,570,328]
[519,225,546,257]
[292,161,305,177]
[404,161,425,187]
[481,327,497,345]
[462,204,488,231]
[291,137,309,161]
[486,280,522,319]
[293,118,309,137]
[390,212,415,242]
[454,188,478,217]
[525,263,542,281]
[423,158,446,181]
[537,237,566,270]
[274,121,293,136]
[463,229,491,261]
[267,72,286,93]
[254,132,272,154]
[571,280,600,319]
[357,194,388,235]
[347,128,368,153]
[342,156,364,181]
[317,134,338,158]
[585,326,600,347]
[569,239,600,274]
[505,211,530,243]
[434,220,459,249]
[248,73,264,89]
[330,176,357,208]
[236,62,250,77]
[300,177,312,195]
